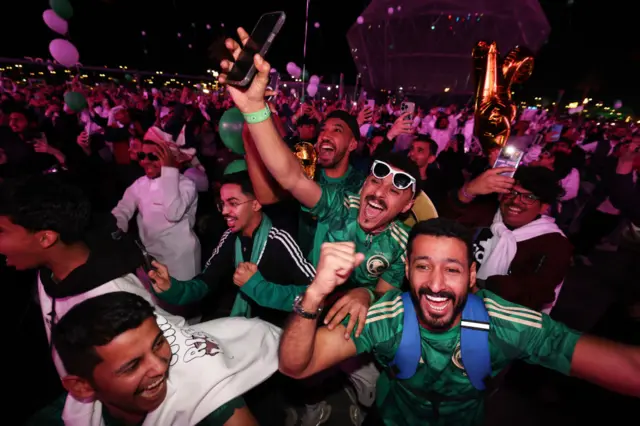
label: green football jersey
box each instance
[350,289,582,426]
[307,186,410,289]
[298,166,366,256]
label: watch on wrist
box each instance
[293,294,323,320]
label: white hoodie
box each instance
[61,316,281,426]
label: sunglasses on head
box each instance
[371,160,416,193]
[137,152,159,161]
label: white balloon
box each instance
[43,9,68,35]
[188,44,193,49]
[309,75,320,85]
[614,100,623,109]
[314,22,320,29]
[177,33,182,38]
[387,7,394,15]
[307,84,318,97]
[357,16,364,24]
[49,39,79,68]
[206,24,212,30]
[141,30,146,36]
[397,5,402,11]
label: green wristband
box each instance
[242,105,271,124]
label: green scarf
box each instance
[229,214,272,317]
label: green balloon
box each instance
[219,107,245,155]
[125,74,133,81]
[64,91,87,112]
[112,78,120,84]
[224,159,247,175]
[50,0,73,20]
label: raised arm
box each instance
[243,122,288,205]
[219,28,321,209]
[570,335,640,397]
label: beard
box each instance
[411,286,468,331]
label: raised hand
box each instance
[233,262,258,287]
[464,167,516,196]
[308,242,365,300]
[148,261,171,293]
[218,27,271,114]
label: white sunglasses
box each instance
[371,160,416,194]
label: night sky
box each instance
[2,0,639,109]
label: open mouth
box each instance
[225,217,237,228]
[505,204,524,216]
[140,376,166,399]
[363,199,385,220]
[317,140,335,158]
[421,294,452,316]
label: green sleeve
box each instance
[380,256,406,289]
[306,185,349,222]
[343,290,404,362]
[153,277,210,306]
[482,290,582,376]
[240,271,308,312]
[196,397,246,425]
[24,393,66,426]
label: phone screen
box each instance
[226,12,286,87]
[493,145,525,177]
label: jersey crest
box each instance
[366,253,390,277]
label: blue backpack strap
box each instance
[389,292,421,380]
[460,293,492,390]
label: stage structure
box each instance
[347,0,550,95]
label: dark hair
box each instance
[0,175,91,244]
[375,152,422,199]
[324,110,360,141]
[552,152,573,180]
[514,166,565,204]
[413,135,438,157]
[407,218,474,266]
[221,171,254,197]
[9,106,37,124]
[53,292,156,379]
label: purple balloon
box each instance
[43,9,68,35]
[49,39,79,68]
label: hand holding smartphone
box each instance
[493,145,524,177]
[224,12,286,87]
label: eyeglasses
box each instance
[137,152,159,161]
[504,190,540,205]
[371,160,416,193]
[216,198,255,212]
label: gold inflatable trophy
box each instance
[294,142,317,179]
[473,41,534,153]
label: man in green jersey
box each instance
[219,39,420,336]
[278,218,640,425]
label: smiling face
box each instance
[68,318,171,417]
[138,143,162,179]
[407,235,476,331]
[218,183,260,234]
[358,172,414,234]
[315,118,356,169]
[408,141,436,169]
[499,183,547,228]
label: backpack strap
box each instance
[389,292,421,380]
[460,293,492,390]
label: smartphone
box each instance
[225,11,286,87]
[135,240,156,274]
[401,101,415,120]
[366,99,375,109]
[493,145,525,177]
[266,72,280,102]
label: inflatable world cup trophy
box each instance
[473,41,534,153]
[294,142,317,179]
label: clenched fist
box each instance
[233,262,258,287]
[308,242,365,300]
